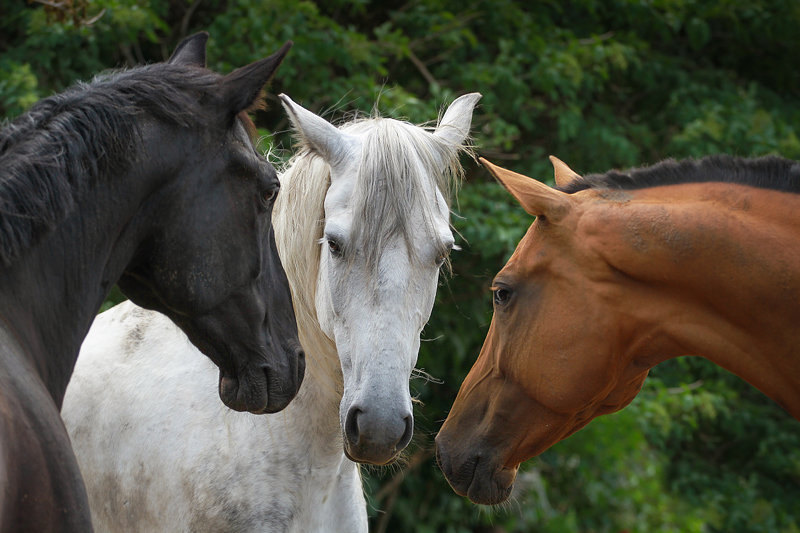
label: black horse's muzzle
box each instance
[218,343,305,414]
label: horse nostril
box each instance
[398,413,413,451]
[344,407,362,445]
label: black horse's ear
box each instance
[168,32,209,67]
[220,41,293,116]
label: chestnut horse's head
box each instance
[436,157,650,505]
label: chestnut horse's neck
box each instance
[592,182,800,417]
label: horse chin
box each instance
[219,373,266,413]
[217,369,296,414]
[216,344,305,414]
[466,463,517,505]
[342,439,402,466]
[435,439,518,505]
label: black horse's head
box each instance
[117,33,303,413]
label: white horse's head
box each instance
[280,93,480,464]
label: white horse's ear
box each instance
[434,92,482,146]
[279,94,355,165]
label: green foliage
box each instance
[641,359,800,533]
[3,1,800,531]
[0,59,39,117]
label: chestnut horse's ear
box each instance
[220,41,293,116]
[549,155,582,188]
[480,158,571,221]
[168,32,209,67]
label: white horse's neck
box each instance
[274,151,344,426]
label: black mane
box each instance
[0,63,222,266]
[559,155,800,195]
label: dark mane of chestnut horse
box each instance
[0,62,260,267]
[559,155,800,195]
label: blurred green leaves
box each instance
[0,59,39,118]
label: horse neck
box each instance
[593,183,800,416]
[0,128,180,407]
[274,153,344,414]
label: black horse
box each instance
[0,33,304,531]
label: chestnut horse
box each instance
[436,155,800,505]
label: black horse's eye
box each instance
[328,239,343,258]
[260,187,278,208]
[492,286,512,306]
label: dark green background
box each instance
[2,1,799,531]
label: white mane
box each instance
[273,149,340,395]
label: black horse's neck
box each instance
[0,122,187,407]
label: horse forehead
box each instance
[323,143,362,209]
[233,117,256,146]
[504,206,595,271]
[323,161,449,228]
[498,227,547,279]
[323,177,355,217]
[341,119,442,176]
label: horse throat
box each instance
[594,184,800,417]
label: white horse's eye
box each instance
[328,239,343,257]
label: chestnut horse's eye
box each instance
[492,286,512,306]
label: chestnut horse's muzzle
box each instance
[434,432,517,505]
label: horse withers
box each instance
[62,93,481,532]
[436,155,800,505]
[0,33,303,531]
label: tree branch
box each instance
[406,48,439,87]
[180,0,203,38]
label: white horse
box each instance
[61,92,481,532]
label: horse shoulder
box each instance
[65,302,319,532]
[64,301,227,531]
